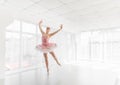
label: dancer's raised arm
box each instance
[39,20,45,34]
[50,24,63,37]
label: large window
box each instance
[104,30,120,63]
[5,20,39,70]
[6,32,20,69]
[6,20,21,69]
[76,29,120,64]
[76,32,91,61]
[90,31,104,61]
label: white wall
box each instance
[0,22,6,85]
[0,28,5,67]
[0,9,13,84]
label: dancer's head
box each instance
[46,27,50,34]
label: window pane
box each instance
[104,30,120,63]
[22,22,36,33]
[6,20,20,31]
[5,32,20,70]
[90,31,104,61]
[76,32,91,61]
[21,34,37,68]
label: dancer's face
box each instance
[46,27,50,34]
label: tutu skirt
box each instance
[36,43,57,53]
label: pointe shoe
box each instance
[58,63,61,66]
[47,69,49,75]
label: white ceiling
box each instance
[0,0,120,33]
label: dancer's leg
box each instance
[49,51,61,66]
[43,53,49,74]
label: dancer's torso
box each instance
[42,34,50,45]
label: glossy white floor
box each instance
[5,62,120,85]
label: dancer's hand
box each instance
[60,24,63,29]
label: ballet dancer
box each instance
[36,20,62,74]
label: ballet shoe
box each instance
[47,69,49,75]
[58,63,61,66]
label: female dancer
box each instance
[36,20,62,74]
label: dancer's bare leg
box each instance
[49,51,61,66]
[43,53,49,74]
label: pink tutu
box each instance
[36,43,57,53]
[36,35,57,53]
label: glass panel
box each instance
[21,34,37,68]
[91,43,103,61]
[5,32,20,70]
[90,31,104,61]
[6,20,20,31]
[104,30,120,63]
[22,22,36,33]
[76,32,91,61]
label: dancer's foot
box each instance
[47,69,49,75]
[58,63,61,66]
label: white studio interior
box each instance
[1,0,120,85]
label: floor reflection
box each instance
[5,64,117,85]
